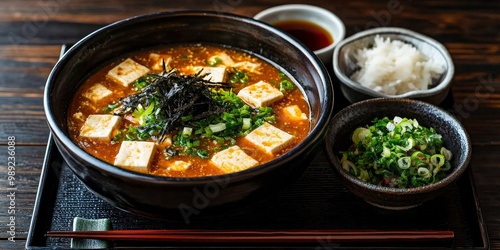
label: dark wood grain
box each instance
[0,0,499,249]
[0,146,46,243]
[471,145,500,239]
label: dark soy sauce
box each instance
[273,20,333,51]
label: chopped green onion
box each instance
[181,115,193,122]
[279,79,295,93]
[196,149,209,159]
[411,151,425,161]
[339,116,453,188]
[430,154,445,167]
[417,167,431,178]
[397,156,411,169]
[398,120,414,134]
[341,160,358,175]
[213,135,225,144]
[352,127,370,145]
[206,56,222,66]
[209,123,226,133]
[182,127,193,137]
[382,146,391,158]
[136,103,155,126]
[440,147,453,161]
[103,103,119,113]
[359,169,370,182]
[393,116,403,124]
[264,116,276,122]
[134,78,149,90]
[397,137,414,151]
[229,69,249,84]
[242,118,251,130]
[386,121,396,132]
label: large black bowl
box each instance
[44,11,334,219]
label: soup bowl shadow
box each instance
[44,11,334,219]
[324,98,471,209]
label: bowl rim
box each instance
[253,4,346,54]
[332,27,454,99]
[325,98,471,194]
[44,10,334,184]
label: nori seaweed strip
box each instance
[113,69,231,142]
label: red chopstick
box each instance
[46,229,454,243]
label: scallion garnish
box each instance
[229,69,249,84]
[339,116,453,188]
[206,56,222,66]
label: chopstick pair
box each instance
[46,229,454,243]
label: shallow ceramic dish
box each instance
[43,11,334,219]
[333,27,454,105]
[254,4,345,64]
[325,98,471,209]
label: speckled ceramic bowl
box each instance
[333,27,454,105]
[325,98,471,209]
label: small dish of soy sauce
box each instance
[254,4,345,64]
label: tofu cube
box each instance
[283,105,308,120]
[245,122,294,154]
[107,58,150,87]
[237,81,283,108]
[168,160,192,171]
[211,146,259,174]
[232,61,261,74]
[79,114,121,140]
[150,53,172,71]
[149,53,160,60]
[114,141,156,171]
[82,83,113,102]
[211,52,234,66]
[195,66,227,82]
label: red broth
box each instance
[67,44,310,178]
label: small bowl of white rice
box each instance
[333,27,454,105]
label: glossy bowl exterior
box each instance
[325,98,471,209]
[333,27,454,105]
[44,11,334,219]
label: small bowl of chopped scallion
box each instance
[325,98,471,210]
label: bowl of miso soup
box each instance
[44,11,334,218]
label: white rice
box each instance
[350,35,445,95]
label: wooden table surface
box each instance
[0,0,498,249]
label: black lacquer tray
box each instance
[26,45,490,249]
